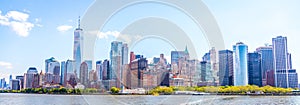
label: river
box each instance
[0,93,299,105]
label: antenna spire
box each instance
[78,16,81,29]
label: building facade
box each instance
[248,52,262,86]
[218,50,234,86]
[233,42,248,86]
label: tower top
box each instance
[78,16,81,29]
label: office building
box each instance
[219,50,234,86]
[256,45,274,86]
[233,42,248,86]
[248,52,262,86]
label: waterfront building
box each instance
[272,36,290,88]
[24,67,39,89]
[96,61,103,80]
[256,45,274,86]
[218,50,234,86]
[288,69,298,88]
[129,55,148,89]
[248,52,262,86]
[16,76,24,89]
[10,79,20,90]
[80,62,88,87]
[102,59,110,80]
[73,17,83,79]
[233,42,248,86]
[171,46,189,65]
[110,41,128,88]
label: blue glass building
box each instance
[233,42,248,86]
[218,50,234,86]
[248,52,262,86]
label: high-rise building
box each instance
[248,52,262,86]
[74,17,83,79]
[233,42,248,86]
[61,61,66,85]
[16,76,24,89]
[24,67,39,89]
[218,50,234,86]
[129,55,148,89]
[45,57,56,73]
[110,41,128,88]
[103,59,110,80]
[80,62,88,87]
[288,69,298,88]
[46,58,60,84]
[272,36,289,88]
[171,46,189,64]
[10,79,20,90]
[0,78,6,89]
[96,61,103,80]
[256,45,274,86]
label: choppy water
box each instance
[0,93,300,105]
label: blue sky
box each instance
[1,0,300,81]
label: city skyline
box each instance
[1,0,300,82]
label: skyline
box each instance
[1,0,300,81]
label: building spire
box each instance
[78,16,81,29]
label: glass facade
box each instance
[218,50,233,86]
[272,36,289,88]
[248,52,262,86]
[233,42,248,86]
[256,46,273,86]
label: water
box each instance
[1,93,300,105]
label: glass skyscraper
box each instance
[233,42,248,86]
[248,52,262,86]
[218,50,233,86]
[110,41,128,88]
[256,45,274,86]
[73,18,83,79]
[272,36,290,88]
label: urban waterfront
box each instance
[0,94,300,105]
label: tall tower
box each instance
[218,50,233,86]
[74,16,83,79]
[256,45,274,86]
[248,52,262,86]
[233,42,248,86]
[272,36,289,88]
[110,41,128,88]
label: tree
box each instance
[110,87,120,94]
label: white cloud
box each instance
[0,61,13,69]
[0,10,35,37]
[98,31,120,39]
[6,11,29,22]
[57,25,73,32]
[10,21,34,37]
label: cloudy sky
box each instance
[1,0,300,81]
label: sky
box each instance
[1,0,300,81]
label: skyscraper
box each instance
[80,62,88,87]
[103,59,110,80]
[256,45,274,86]
[46,58,60,84]
[218,50,234,86]
[272,36,289,88]
[61,61,66,85]
[96,61,103,80]
[171,46,189,65]
[74,17,83,79]
[233,42,248,86]
[110,41,128,88]
[248,52,262,86]
[24,67,39,89]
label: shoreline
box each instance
[1,92,300,96]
